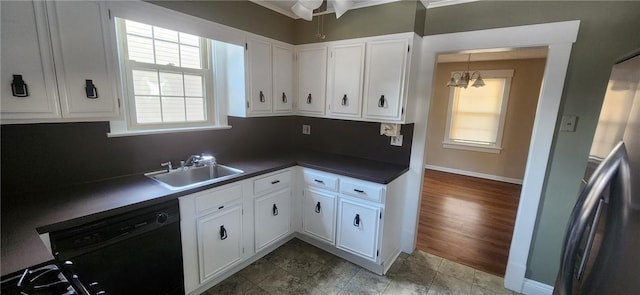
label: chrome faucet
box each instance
[183,155,200,167]
[182,153,216,168]
[160,161,173,172]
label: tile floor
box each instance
[203,238,518,295]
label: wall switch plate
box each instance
[302,124,311,135]
[560,115,577,132]
[390,135,403,146]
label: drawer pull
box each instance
[272,204,279,216]
[220,225,228,240]
[85,79,99,99]
[353,189,365,194]
[11,75,29,97]
[271,180,281,185]
[315,202,321,213]
[314,179,324,184]
[378,95,385,108]
[353,214,360,227]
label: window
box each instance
[111,18,223,135]
[444,70,514,153]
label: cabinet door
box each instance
[1,1,60,120]
[47,1,119,119]
[297,47,327,115]
[328,44,364,118]
[336,198,381,261]
[273,44,294,113]
[197,204,243,283]
[247,37,273,114]
[303,189,337,244]
[254,188,292,251]
[362,39,409,121]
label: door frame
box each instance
[401,20,580,292]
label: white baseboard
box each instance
[424,164,523,184]
[522,279,554,295]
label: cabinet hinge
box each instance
[246,101,250,109]
[243,247,245,254]
[408,45,410,52]
[401,107,404,115]
[377,250,379,257]
[245,43,248,51]
[117,98,121,109]
[379,212,382,219]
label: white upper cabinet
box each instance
[273,44,294,113]
[1,0,120,123]
[327,43,365,119]
[246,37,273,114]
[362,38,409,122]
[296,45,327,115]
[1,1,61,120]
[228,36,293,117]
[48,1,119,119]
[297,33,419,123]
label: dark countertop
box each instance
[0,151,408,276]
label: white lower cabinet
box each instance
[179,167,404,294]
[179,182,246,294]
[254,188,292,251]
[197,203,243,282]
[336,198,381,261]
[302,188,337,244]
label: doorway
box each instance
[402,20,580,292]
[417,49,548,276]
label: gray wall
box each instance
[423,1,640,284]
[148,0,296,43]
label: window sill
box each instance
[107,125,232,138]
[442,141,502,154]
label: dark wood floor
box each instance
[416,169,521,276]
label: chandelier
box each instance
[292,0,355,21]
[446,54,485,88]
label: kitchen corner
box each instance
[1,117,412,277]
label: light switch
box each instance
[560,115,577,132]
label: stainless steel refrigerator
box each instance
[554,51,640,295]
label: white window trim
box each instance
[106,1,247,137]
[443,69,514,153]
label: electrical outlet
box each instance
[560,115,577,132]
[302,124,311,135]
[390,135,403,146]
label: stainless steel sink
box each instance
[145,164,244,190]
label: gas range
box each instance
[0,263,88,295]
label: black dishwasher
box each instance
[49,199,184,295]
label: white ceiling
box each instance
[249,0,477,19]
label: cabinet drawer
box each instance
[302,170,339,191]
[254,169,292,195]
[340,179,384,203]
[195,184,243,215]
